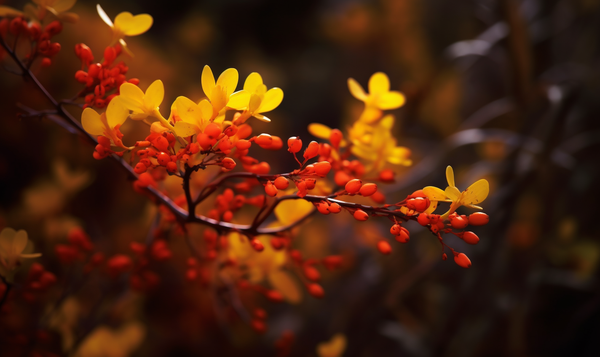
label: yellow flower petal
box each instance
[81,108,104,136]
[114,12,153,36]
[243,72,263,92]
[216,68,239,98]
[445,186,461,201]
[227,91,250,110]
[268,270,302,304]
[462,179,489,205]
[248,93,262,113]
[368,72,390,95]
[144,80,164,110]
[258,87,283,113]
[106,98,129,128]
[96,4,113,27]
[174,96,203,126]
[423,186,448,201]
[348,78,367,101]
[317,334,347,357]
[12,230,28,256]
[446,166,455,187]
[0,6,23,17]
[424,200,438,214]
[52,0,76,13]
[118,83,145,112]
[377,91,406,110]
[198,99,213,122]
[201,65,216,101]
[308,123,332,139]
[386,146,411,165]
[173,122,200,137]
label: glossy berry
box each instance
[345,179,362,194]
[303,141,319,160]
[462,231,480,245]
[454,253,472,268]
[287,136,302,153]
[417,213,430,226]
[353,209,368,221]
[274,176,289,190]
[359,183,377,197]
[307,283,324,298]
[468,212,489,226]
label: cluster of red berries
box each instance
[19,263,57,303]
[0,17,62,67]
[74,43,139,108]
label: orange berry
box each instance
[371,191,385,204]
[154,136,169,152]
[450,215,469,229]
[359,183,377,197]
[274,176,289,190]
[307,283,324,298]
[314,161,332,176]
[303,141,319,160]
[316,203,330,215]
[236,139,252,150]
[329,202,341,213]
[134,162,146,174]
[197,133,212,150]
[222,210,233,222]
[334,170,351,186]
[157,152,170,166]
[377,240,392,255]
[395,228,410,243]
[204,123,221,139]
[468,212,489,226]
[255,134,273,148]
[406,197,430,212]
[462,231,480,245]
[268,135,283,150]
[330,129,342,148]
[417,213,430,226]
[264,181,278,197]
[390,224,401,235]
[221,157,236,170]
[353,209,368,221]
[166,161,178,173]
[251,239,264,252]
[287,136,302,153]
[345,179,362,194]
[454,253,472,268]
[303,265,321,281]
[319,143,331,157]
[379,169,395,182]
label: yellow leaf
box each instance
[227,91,250,110]
[243,72,263,91]
[268,270,302,304]
[173,122,200,137]
[274,199,314,226]
[258,87,283,113]
[378,91,405,110]
[215,68,239,98]
[105,98,129,128]
[317,334,347,357]
[81,108,104,136]
[446,165,455,187]
[144,79,164,110]
[308,123,332,139]
[114,12,153,36]
[462,179,489,205]
[347,78,367,101]
[368,72,390,95]
[423,186,448,201]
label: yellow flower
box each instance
[172,96,213,137]
[81,98,129,148]
[227,72,284,123]
[348,72,405,123]
[96,4,152,56]
[0,228,42,278]
[201,65,239,119]
[116,80,176,132]
[423,166,489,219]
[350,115,412,170]
[317,334,347,357]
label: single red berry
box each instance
[345,179,362,194]
[417,213,430,226]
[134,162,147,174]
[303,141,319,160]
[314,161,332,176]
[390,224,401,236]
[303,265,321,281]
[307,283,324,298]
[157,152,171,166]
[329,202,341,213]
[329,129,343,148]
[287,136,302,153]
[274,176,289,190]
[377,241,392,255]
[454,253,472,268]
[265,181,278,197]
[462,231,480,245]
[251,239,264,252]
[450,215,469,229]
[468,212,489,226]
[359,183,377,197]
[353,209,369,221]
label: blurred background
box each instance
[1,0,600,356]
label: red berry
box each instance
[454,253,472,268]
[377,241,392,255]
[395,228,410,243]
[303,141,319,160]
[353,209,369,221]
[345,179,362,194]
[314,161,331,176]
[390,224,401,236]
[255,133,273,148]
[274,176,289,190]
[450,215,469,229]
[462,231,480,245]
[157,152,171,166]
[307,283,324,298]
[329,129,343,148]
[417,213,430,226]
[359,183,377,197]
[329,202,341,213]
[134,162,147,174]
[287,136,302,153]
[468,212,489,226]
[264,181,278,197]
[303,265,321,281]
